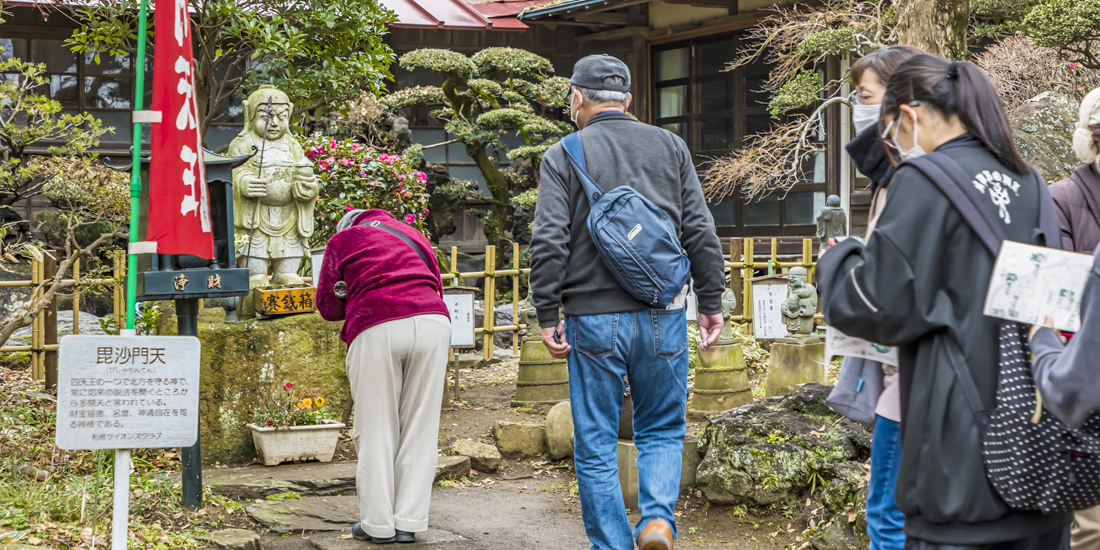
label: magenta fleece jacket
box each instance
[316,209,449,344]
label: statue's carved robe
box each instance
[230,134,316,259]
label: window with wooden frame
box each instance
[652,33,828,237]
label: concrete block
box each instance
[616,437,702,509]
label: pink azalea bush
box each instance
[299,135,430,245]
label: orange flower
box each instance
[301,398,313,409]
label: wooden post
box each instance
[729,239,743,317]
[116,251,126,329]
[44,251,58,390]
[450,246,458,287]
[30,257,41,380]
[449,347,458,402]
[803,238,814,284]
[743,238,754,337]
[512,241,520,356]
[112,252,122,330]
[483,246,495,361]
[72,257,80,335]
[770,238,778,276]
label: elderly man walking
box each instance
[529,54,725,550]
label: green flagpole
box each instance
[127,0,150,332]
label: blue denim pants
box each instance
[565,309,689,550]
[867,415,906,550]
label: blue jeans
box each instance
[565,309,689,550]
[868,415,906,550]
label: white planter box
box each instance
[248,420,345,467]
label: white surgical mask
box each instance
[883,112,926,161]
[853,104,881,134]
[569,92,582,127]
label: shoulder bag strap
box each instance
[358,219,434,273]
[561,132,606,204]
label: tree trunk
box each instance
[895,0,970,60]
[470,145,511,269]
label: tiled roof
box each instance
[381,0,529,30]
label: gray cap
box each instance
[569,55,631,93]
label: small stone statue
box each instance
[781,267,818,338]
[521,290,540,342]
[816,194,847,252]
[230,86,320,289]
[716,287,738,345]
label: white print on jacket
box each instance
[972,170,1021,224]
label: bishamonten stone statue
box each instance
[816,194,847,252]
[230,85,319,289]
[781,267,818,339]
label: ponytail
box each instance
[881,55,1031,175]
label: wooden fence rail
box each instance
[4,239,819,383]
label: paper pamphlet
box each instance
[824,325,898,366]
[983,241,1092,332]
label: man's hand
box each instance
[1029,315,1066,344]
[698,313,724,350]
[541,322,571,359]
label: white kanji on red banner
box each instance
[147,0,214,259]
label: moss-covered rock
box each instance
[1011,92,1080,184]
[162,308,350,464]
[696,383,871,506]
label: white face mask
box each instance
[884,111,926,161]
[853,104,881,134]
[569,91,582,127]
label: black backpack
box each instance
[906,152,1100,513]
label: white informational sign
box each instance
[824,326,898,366]
[310,252,324,288]
[56,335,200,450]
[443,293,476,347]
[983,241,1093,332]
[752,282,789,339]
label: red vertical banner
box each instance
[146,0,214,259]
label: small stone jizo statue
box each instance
[716,287,738,345]
[816,194,847,252]
[521,290,540,342]
[781,267,818,338]
[230,86,320,289]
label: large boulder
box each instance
[695,383,871,507]
[545,401,574,460]
[161,308,351,464]
[1010,92,1081,184]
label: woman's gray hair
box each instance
[336,209,367,233]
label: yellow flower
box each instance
[301,398,313,409]
[315,397,325,408]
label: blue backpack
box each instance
[561,131,691,308]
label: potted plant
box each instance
[248,382,345,466]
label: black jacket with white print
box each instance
[817,135,1073,545]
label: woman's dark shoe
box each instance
[395,530,416,543]
[352,523,396,544]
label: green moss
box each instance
[162,309,351,464]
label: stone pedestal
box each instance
[512,339,569,406]
[688,342,753,420]
[617,436,701,508]
[764,341,826,397]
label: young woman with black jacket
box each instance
[817,55,1073,549]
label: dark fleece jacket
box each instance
[1050,163,1100,254]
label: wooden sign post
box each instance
[56,334,200,550]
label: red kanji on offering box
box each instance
[146,0,214,259]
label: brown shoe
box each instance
[637,518,674,550]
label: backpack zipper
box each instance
[848,269,878,313]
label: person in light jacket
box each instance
[316,209,451,545]
[1041,86,1100,550]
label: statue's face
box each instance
[790,273,806,286]
[254,105,291,140]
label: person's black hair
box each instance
[879,55,1031,175]
[849,45,925,87]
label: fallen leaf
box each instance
[338,534,353,540]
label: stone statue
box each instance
[716,287,738,345]
[816,194,847,252]
[522,290,540,341]
[781,267,818,338]
[229,86,320,288]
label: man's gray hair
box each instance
[576,76,629,106]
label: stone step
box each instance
[247,495,359,533]
[308,529,465,549]
[207,457,470,501]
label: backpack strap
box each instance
[358,219,435,274]
[561,132,607,204]
[903,153,1008,256]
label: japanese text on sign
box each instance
[443,294,475,347]
[56,335,200,450]
[752,282,788,339]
